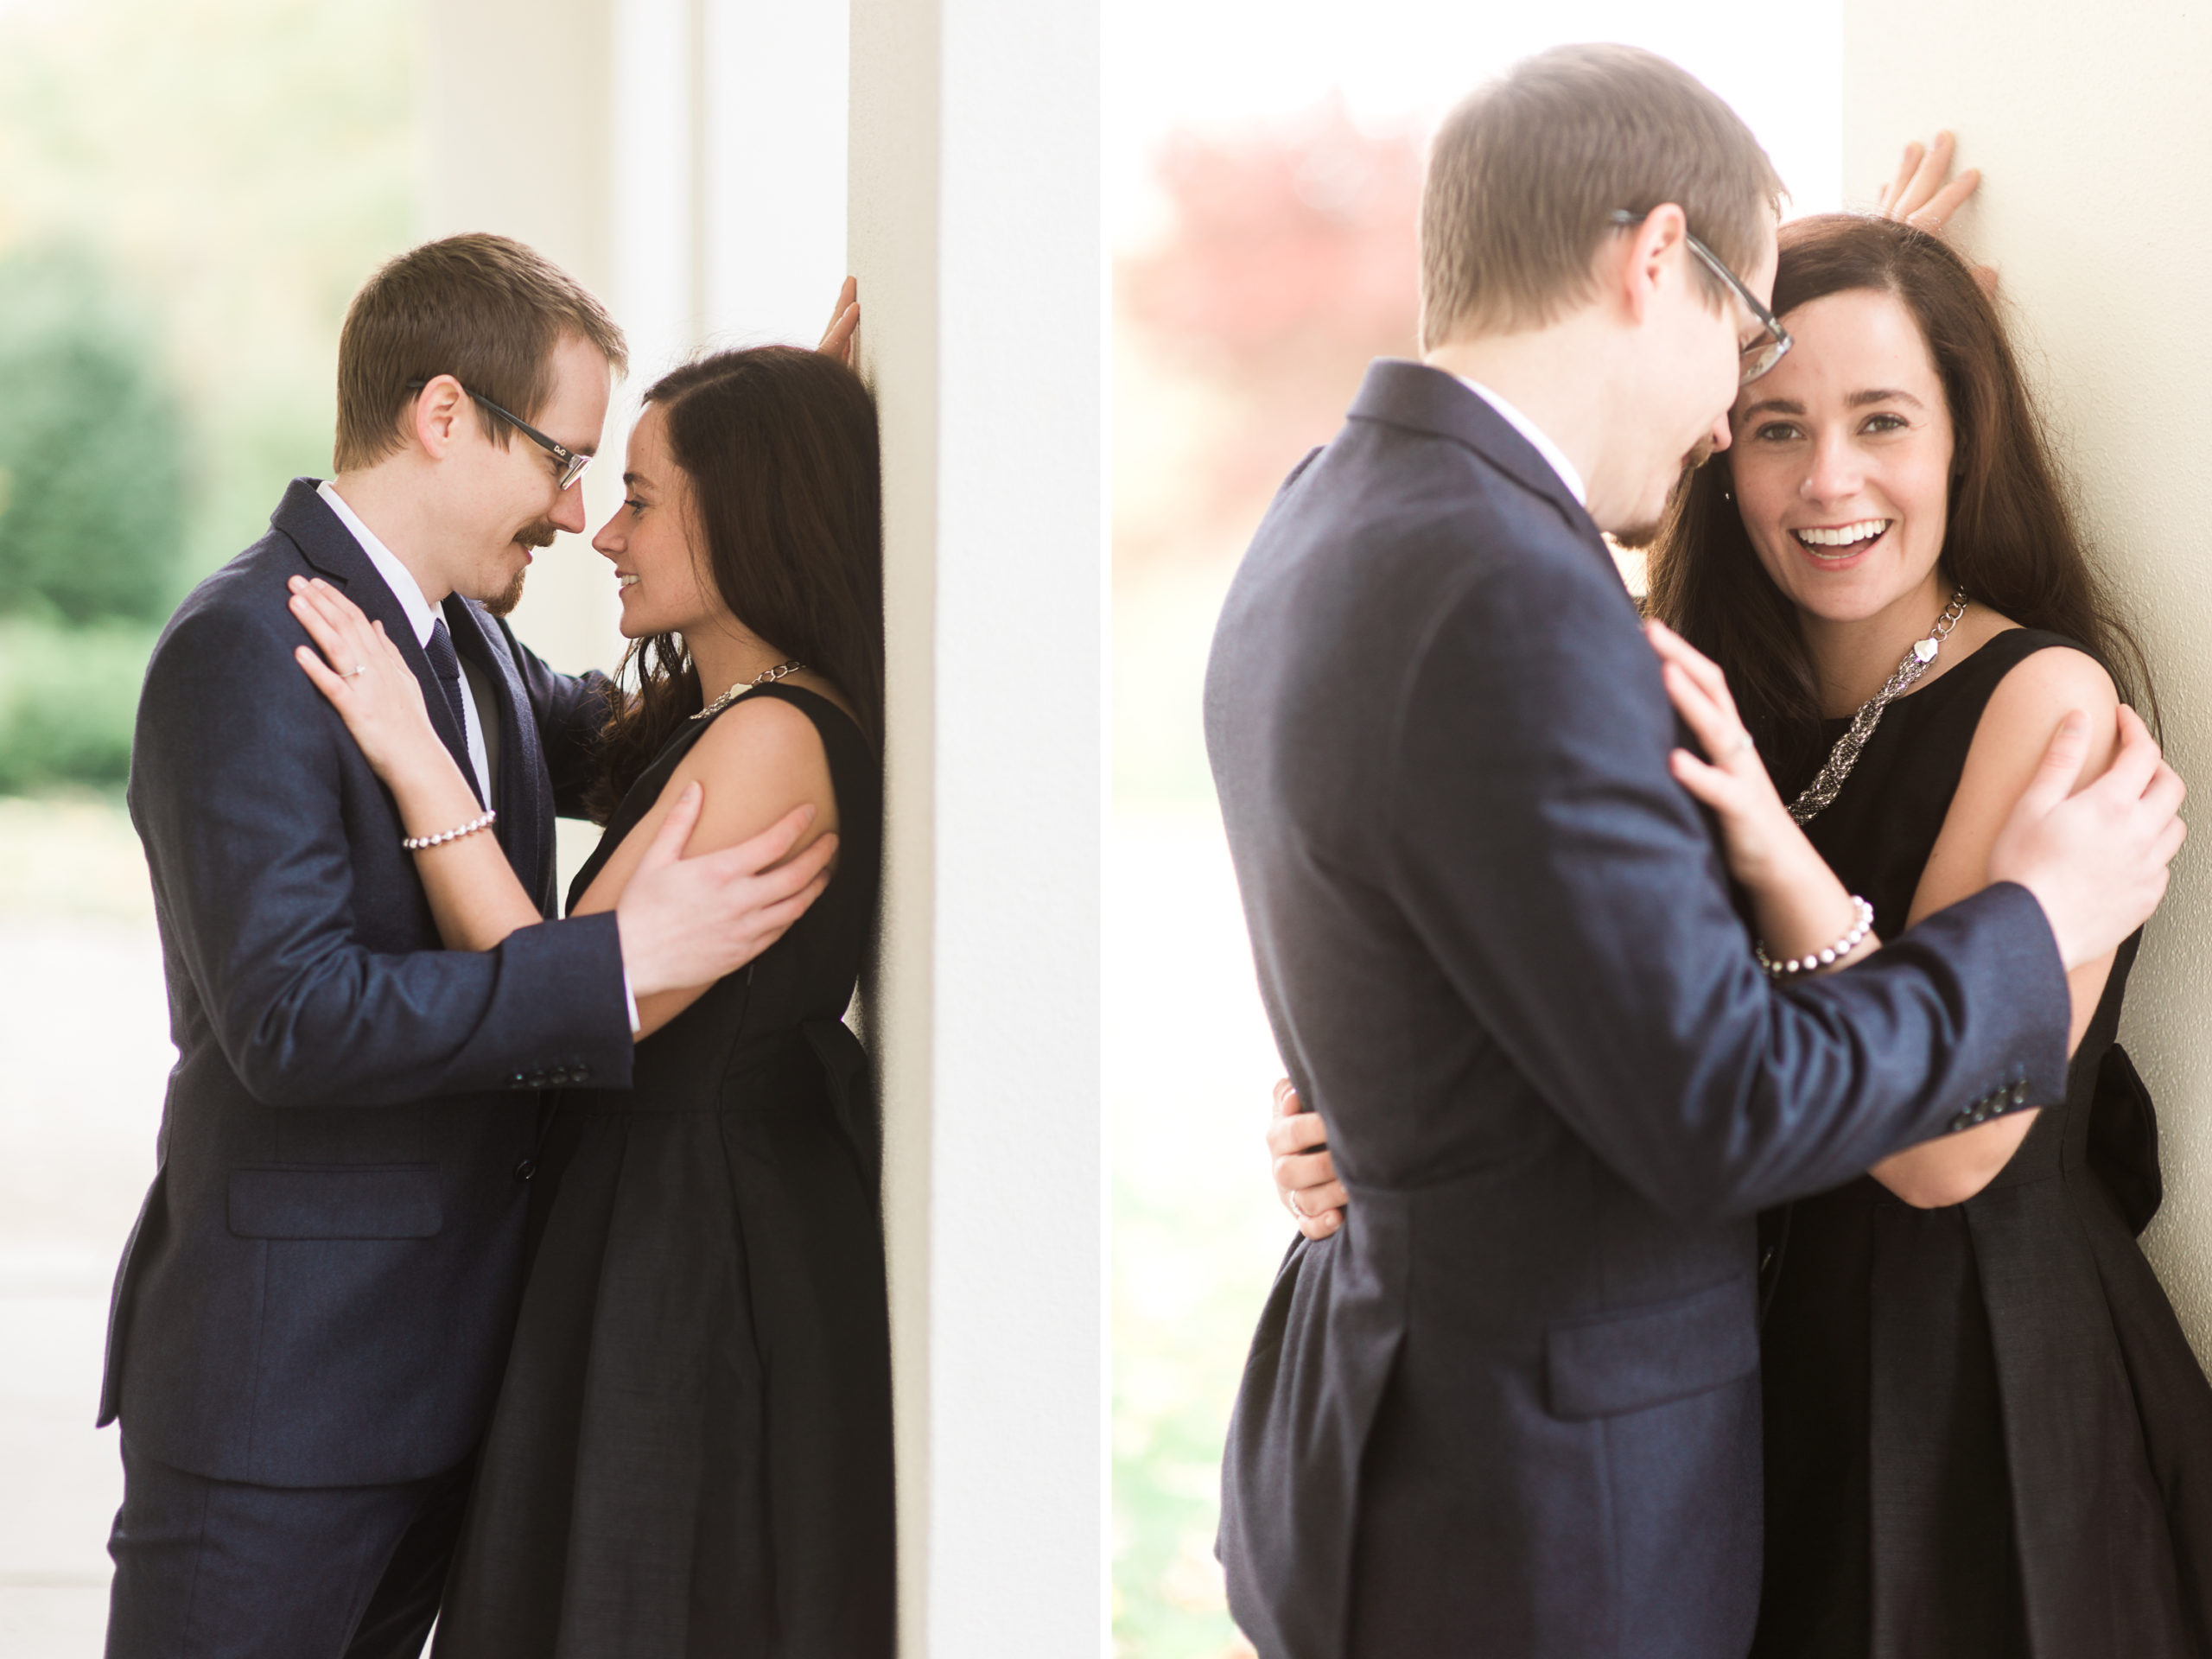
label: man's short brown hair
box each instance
[1419,45,1784,351]
[333,232,629,472]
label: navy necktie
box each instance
[423,619,477,790]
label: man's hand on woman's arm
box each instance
[613,788,835,1001]
[1990,703,2183,971]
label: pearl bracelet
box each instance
[402,809,497,851]
[1757,894,1876,978]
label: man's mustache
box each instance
[513,519,560,550]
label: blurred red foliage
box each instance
[1116,99,1425,570]
[1121,98,1421,377]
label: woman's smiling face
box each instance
[1727,286,1955,624]
[591,402,726,640]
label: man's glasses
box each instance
[404,378,593,490]
[1609,209,1792,385]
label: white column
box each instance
[849,0,1108,1649]
[426,3,1103,1635]
[608,0,700,391]
[700,0,850,346]
[1842,8,2212,1346]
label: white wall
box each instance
[1842,6,2212,1352]
[849,0,1109,1649]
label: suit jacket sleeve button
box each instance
[514,1157,536,1180]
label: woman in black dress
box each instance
[288,344,893,1655]
[1274,212,2212,1652]
[1641,212,2212,1656]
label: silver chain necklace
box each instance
[690,658,806,721]
[1786,590,1968,826]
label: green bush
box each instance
[0,617,156,791]
[0,245,189,626]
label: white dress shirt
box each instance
[1454,377,1588,507]
[317,480,494,803]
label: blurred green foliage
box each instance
[0,619,156,791]
[1115,1170,1268,1658]
[0,0,416,791]
[0,247,188,626]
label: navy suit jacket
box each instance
[1203,365,2072,1658]
[102,478,637,1488]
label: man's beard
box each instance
[1617,435,1724,550]
[486,569,528,617]
[486,518,561,617]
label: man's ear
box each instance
[1614,204,1689,327]
[409,374,469,461]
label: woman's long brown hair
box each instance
[1644,213,2154,789]
[588,346,884,823]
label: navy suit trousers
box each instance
[105,1436,471,1659]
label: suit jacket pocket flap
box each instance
[227,1165,442,1240]
[1544,1274,1758,1420]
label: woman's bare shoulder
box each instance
[1959,639,2120,792]
[676,692,837,840]
[1980,640,2119,733]
[689,691,830,767]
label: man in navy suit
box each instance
[102,234,836,1657]
[1203,47,2184,1658]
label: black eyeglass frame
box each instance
[1608,208,1791,385]
[404,377,593,490]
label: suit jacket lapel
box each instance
[1345,361,1618,582]
[442,594,551,906]
[270,480,480,792]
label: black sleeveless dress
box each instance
[431,683,894,1658]
[1752,629,2212,1658]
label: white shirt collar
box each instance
[1452,377,1587,506]
[316,480,440,649]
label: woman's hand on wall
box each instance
[817,276,860,366]
[1875,132,1998,296]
